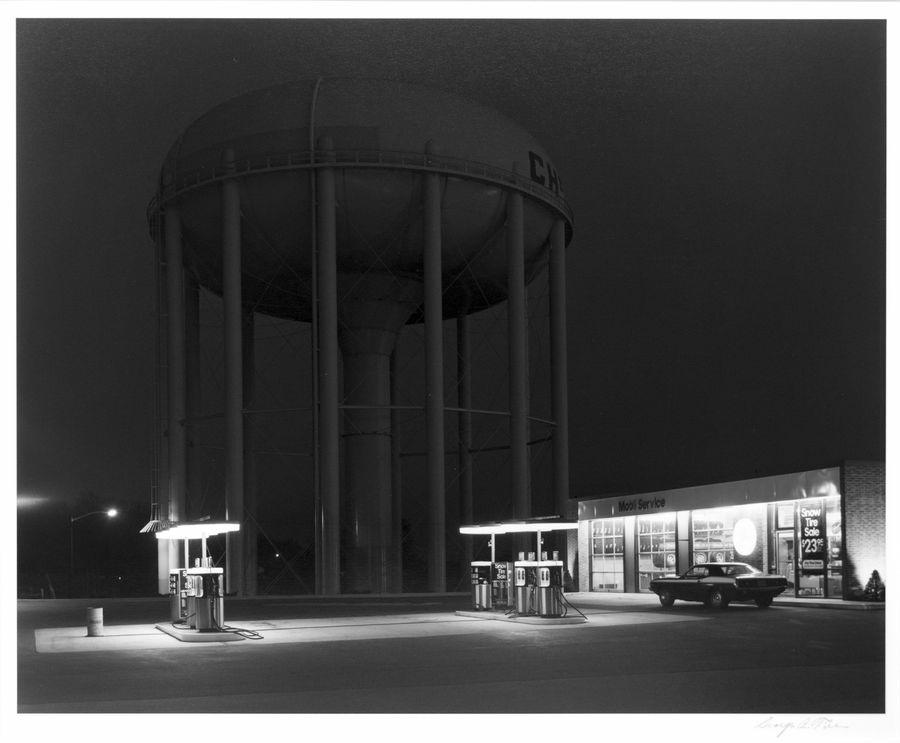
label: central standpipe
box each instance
[339,276,420,593]
[316,138,424,594]
[318,139,446,594]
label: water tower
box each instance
[147,78,573,595]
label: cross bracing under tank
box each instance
[151,239,563,594]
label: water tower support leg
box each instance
[457,312,473,566]
[424,152,446,593]
[242,307,258,596]
[222,149,245,596]
[390,348,403,593]
[164,206,186,579]
[186,273,202,523]
[316,138,341,595]
[550,218,570,520]
[507,189,531,522]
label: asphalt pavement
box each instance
[9,590,893,742]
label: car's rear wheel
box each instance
[658,590,674,607]
[755,596,773,608]
[706,588,728,609]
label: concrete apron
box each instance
[33,592,881,654]
[33,607,709,653]
[455,609,587,625]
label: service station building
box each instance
[575,461,885,600]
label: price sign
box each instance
[798,499,826,571]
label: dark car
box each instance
[649,562,788,609]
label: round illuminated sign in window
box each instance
[733,518,757,556]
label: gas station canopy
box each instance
[459,519,578,535]
[155,522,241,540]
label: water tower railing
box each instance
[147,148,573,236]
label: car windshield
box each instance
[722,564,759,576]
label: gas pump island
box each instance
[460,519,585,623]
[153,521,243,642]
[146,517,581,643]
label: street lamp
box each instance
[69,508,118,577]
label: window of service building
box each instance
[796,494,842,597]
[591,518,625,592]
[637,513,676,591]
[691,504,767,571]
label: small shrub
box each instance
[864,570,886,602]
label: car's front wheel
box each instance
[706,588,728,609]
[755,596,773,608]
[658,589,675,607]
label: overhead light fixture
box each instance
[140,520,163,534]
[155,522,241,540]
[459,519,578,535]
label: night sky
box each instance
[12,17,887,575]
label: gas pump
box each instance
[470,561,493,610]
[536,560,564,617]
[459,518,579,620]
[168,568,189,622]
[187,563,225,631]
[154,521,239,638]
[514,561,538,614]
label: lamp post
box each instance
[69,508,118,584]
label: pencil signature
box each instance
[756,717,849,738]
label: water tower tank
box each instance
[151,78,573,595]
[160,78,570,317]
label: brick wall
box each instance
[842,460,886,591]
